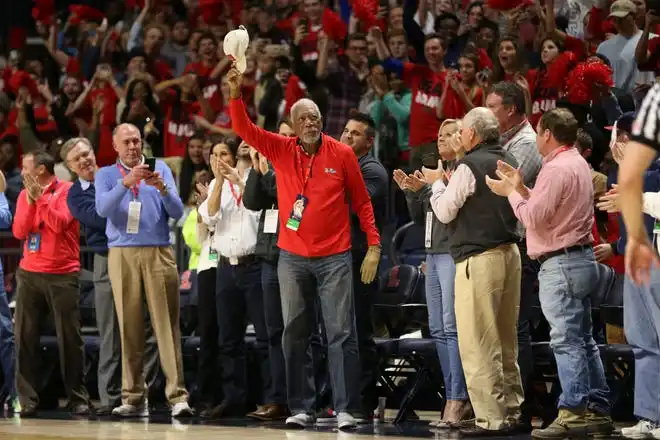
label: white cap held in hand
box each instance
[223,25,250,73]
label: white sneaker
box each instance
[651,427,660,439]
[337,412,357,431]
[171,402,194,418]
[111,403,149,418]
[285,413,315,429]
[622,420,658,439]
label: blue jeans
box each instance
[425,253,467,401]
[278,250,361,414]
[537,248,610,413]
[624,271,660,424]
[0,267,15,399]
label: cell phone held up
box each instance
[145,157,156,172]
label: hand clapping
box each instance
[23,174,42,203]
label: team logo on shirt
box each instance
[414,91,439,109]
[325,168,336,174]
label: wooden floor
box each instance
[0,413,448,440]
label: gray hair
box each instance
[60,137,93,162]
[462,107,501,143]
[290,98,321,122]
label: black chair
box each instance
[374,223,441,424]
[389,221,425,268]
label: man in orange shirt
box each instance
[12,151,90,417]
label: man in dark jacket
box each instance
[63,137,159,415]
[242,120,294,421]
[341,113,388,418]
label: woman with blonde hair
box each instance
[392,118,472,428]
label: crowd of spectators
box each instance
[0,0,659,437]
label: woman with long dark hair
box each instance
[196,139,240,417]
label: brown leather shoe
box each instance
[247,404,290,421]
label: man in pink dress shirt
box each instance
[486,108,613,439]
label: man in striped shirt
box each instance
[617,83,660,439]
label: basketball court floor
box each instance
[0,410,531,440]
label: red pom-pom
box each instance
[546,51,577,90]
[69,5,105,25]
[351,0,386,32]
[565,60,614,105]
[8,70,40,98]
[32,0,55,25]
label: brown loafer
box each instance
[247,404,290,421]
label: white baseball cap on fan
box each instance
[223,25,250,73]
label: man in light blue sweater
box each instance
[95,123,192,418]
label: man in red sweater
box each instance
[227,67,380,431]
[12,151,90,417]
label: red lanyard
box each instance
[553,145,574,157]
[116,163,139,199]
[229,182,242,206]
[296,147,317,195]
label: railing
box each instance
[0,225,192,298]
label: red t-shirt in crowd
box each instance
[184,60,225,112]
[85,84,119,166]
[403,62,447,147]
[149,57,174,82]
[162,90,201,157]
[13,179,80,274]
[230,97,380,258]
[213,105,232,130]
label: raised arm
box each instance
[227,68,291,165]
[157,161,185,220]
[12,190,36,240]
[95,168,130,218]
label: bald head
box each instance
[113,123,143,167]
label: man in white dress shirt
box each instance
[198,139,271,418]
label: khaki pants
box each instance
[108,246,188,405]
[455,243,524,430]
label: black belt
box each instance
[537,244,592,264]
[219,254,259,266]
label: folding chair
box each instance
[373,263,443,423]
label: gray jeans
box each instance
[94,253,159,406]
[278,250,361,414]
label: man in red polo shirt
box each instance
[12,151,90,417]
[227,67,380,431]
